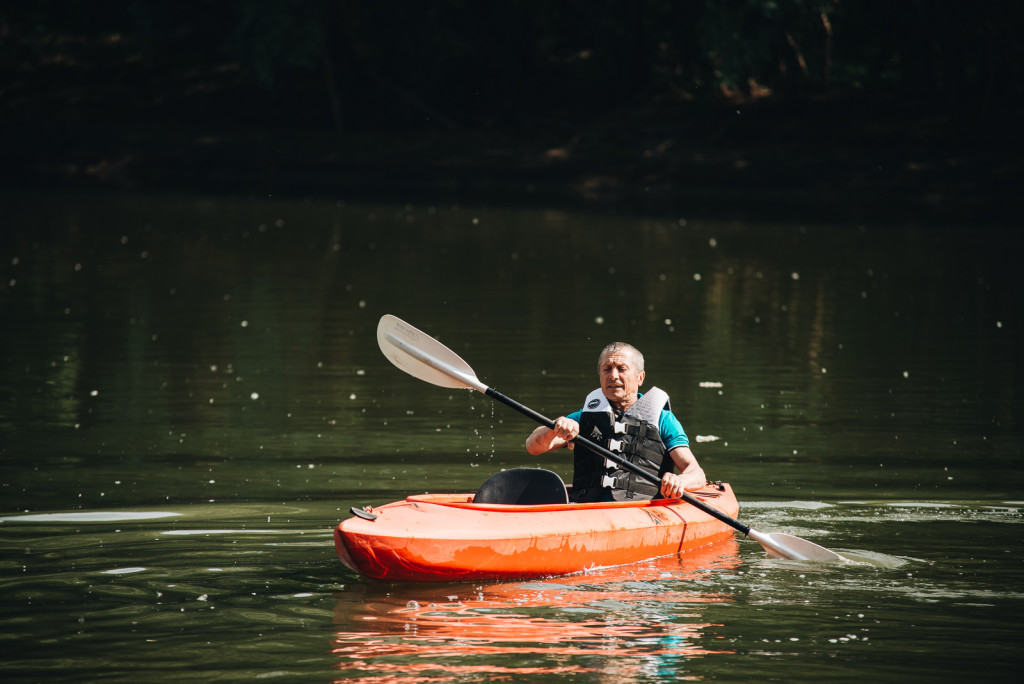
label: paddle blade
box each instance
[748,529,847,562]
[377,315,486,392]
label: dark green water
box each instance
[1,191,1021,682]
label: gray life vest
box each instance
[571,387,671,502]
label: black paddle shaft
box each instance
[484,387,752,536]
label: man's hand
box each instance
[549,416,580,450]
[660,471,706,498]
[526,417,580,455]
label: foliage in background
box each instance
[2,0,1020,131]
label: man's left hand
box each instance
[660,472,704,498]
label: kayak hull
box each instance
[334,483,739,582]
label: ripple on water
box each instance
[0,511,182,523]
[740,501,835,510]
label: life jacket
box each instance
[571,387,671,502]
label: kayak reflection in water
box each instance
[526,342,707,503]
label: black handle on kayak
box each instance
[485,387,752,536]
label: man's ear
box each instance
[638,370,646,386]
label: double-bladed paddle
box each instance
[377,314,845,562]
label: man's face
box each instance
[599,350,645,408]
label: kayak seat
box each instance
[473,468,569,505]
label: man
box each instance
[525,341,706,502]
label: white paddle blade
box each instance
[748,529,847,562]
[377,315,486,392]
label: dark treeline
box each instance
[3,0,1021,133]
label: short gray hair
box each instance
[598,342,644,374]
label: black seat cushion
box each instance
[473,468,569,505]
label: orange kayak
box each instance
[334,482,739,582]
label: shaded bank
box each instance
[2,0,1020,224]
[5,93,1018,226]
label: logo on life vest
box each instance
[587,398,601,409]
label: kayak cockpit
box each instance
[472,467,569,505]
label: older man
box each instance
[526,341,706,502]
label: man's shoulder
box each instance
[658,408,684,430]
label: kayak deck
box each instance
[335,483,739,582]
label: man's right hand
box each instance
[549,416,580,450]
[526,417,580,455]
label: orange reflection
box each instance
[332,540,740,681]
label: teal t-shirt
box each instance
[565,399,689,450]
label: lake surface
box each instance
[1,190,1021,682]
